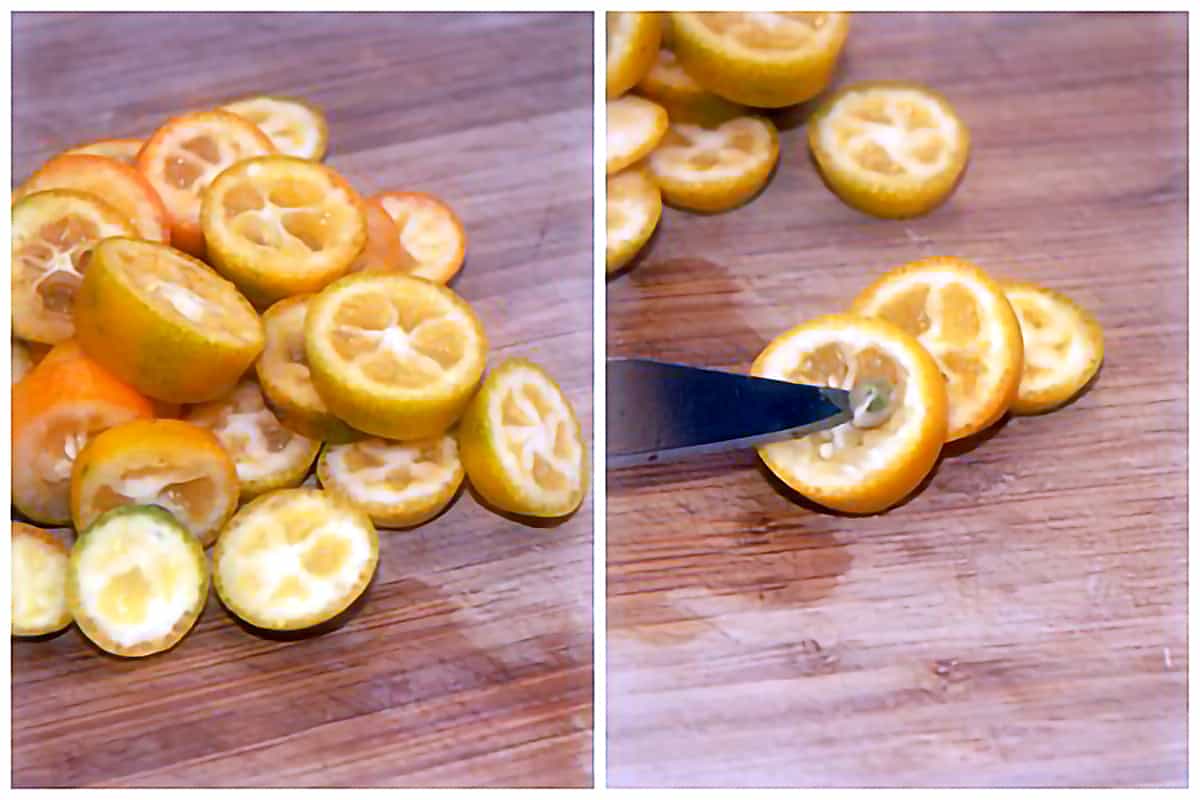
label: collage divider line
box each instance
[591,8,608,790]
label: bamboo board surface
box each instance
[606,12,1187,788]
[12,12,593,788]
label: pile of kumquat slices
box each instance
[12,94,588,657]
[605,12,973,274]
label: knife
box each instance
[606,358,852,468]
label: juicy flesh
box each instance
[225,493,368,620]
[607,172,657,246]
[332,437,457,501]
[12,534,68,630]
[225,99,319,157]
[108,241,258,343]
[608,97,664,165]
[221,173,355,257]
[827,91,956,178]
[655,118,768,178]
[16,211,111,322]
[497,375,581,495]
[377,196,458,280]
[784,343,908,469]
[91,467,214,527]
[330,289,468,389]
[81,516,199,639]
[873,282,985,406]
[189,381,312,484]
[1009,291,1094,393]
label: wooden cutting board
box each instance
[12,12,594,788]
[607,12,1186,788]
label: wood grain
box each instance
[12,12,593,788]
[607,12,1186,788]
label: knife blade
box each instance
[606,358,852,468]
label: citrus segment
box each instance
[68,504,208,657]
[647,115,779,212]
[70,418,239,547]
[606,167,662,274]
[607,12,662,98]
[636,47,745,125]
[14,153,169,244]
[607,95,668,175]
[670,12,850,108]
[752,314,948,514]
[12,341,154,525]
[458,358,588,517]
[1003,282,1104,415]
[318,435,463,528]
[374,192,466,284]
[201,155,366,307]
[136,110,275,256]
[257,295,362,443]
[12,523,72,637]
[187,379,321,501]
[851,257,1023,441]
[222,95,329,161]
[64,138,144,165]
[213,488,378,630]
[348,197,413,275]
[809,81,970,219]
[305,273,487,440]
[75,238,265,404]
[12,189,135,344]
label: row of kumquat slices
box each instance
[12,95,588,657]
[751,256,1104,515]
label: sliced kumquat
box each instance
[752,314,948,514]
[305,273,488,440]
[187,379,321,502]
[201,155,366,307]
[11,523,73,637]
[213,488,379,631]
[12,341,154,525]
[14,153,170,244]
[636,47,745,125]
[606,167,662,274]
[348,197,414,275]
[648,115,779,213]
[137,110,275,256]
[809,81,970,219]
[70,418,239,547]
[607,11,662,98]
[74,238,265,404]
[68,504,208,657]
[1003,282,1104,415]
[374,192,466,284]
[607,95,668,175]
[851,257,1023,441]
[670,12,850,108]
[318,435,463,528]
[457,358,588,517]
[257,294,363,443]
[222,95,329,161]
[12,189,135,345]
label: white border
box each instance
[592,8,608,791]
